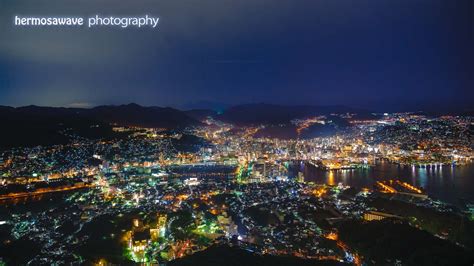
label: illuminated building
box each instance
[363,211,402,221]
[129,219,151,259]
[297,172,305,183]
[157,213,167,237]
[184,177,200,186]
[130,230,150,253]
[151,213,168,241]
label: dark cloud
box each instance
[0,0,472,111]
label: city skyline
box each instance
[1,1,473,264]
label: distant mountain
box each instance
[184,109,218,121]
[180,100,230,111]
[461,110,474,117]
[84,103,201,128]
[4,103,201,129]
[253,123,340,140]
[0,104,200,148]
[15,105,82,117]
[0,106,15,112]
[169,244,346,266]
[0,106,115,148]
[218,103,371,125]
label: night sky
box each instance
[0,0,472,111]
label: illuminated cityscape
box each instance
[1,0,473,265]
[0,109,473,265]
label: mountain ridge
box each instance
[217,103,373,125]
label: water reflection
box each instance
[294,161,474,206]
[328,171,335,186]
